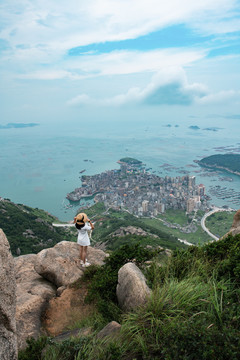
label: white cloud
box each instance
[1,0,239,115]
[67,68,208,106]
[67,94,92,106]
[14,48,206,80]
[17,69,83,80]
[18,70,76,80]
[67,66,240,108]
[0,0,239,66]
[197,90,240,104]
[70,48,206,76]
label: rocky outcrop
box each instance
[222,209,240,239]
[52,328,92,343]
[228,209,240,236]
[15,241,107,349]
[116,262,151,312]
[96,321,121,340]
[0,229,18,360]
[34,241,107,287]
[111,226,159,238]
[15,254,56,350]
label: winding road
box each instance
[52,223,75,227]
[200,207,234,241]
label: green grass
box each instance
[76,205,212,247]
[87,207,185,250]
[78,202,106,219]
[106,234,183,251]
[158,208,190,226]
[141,217,211,245]
[205,211,234,238]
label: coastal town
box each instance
[66,158,210,217]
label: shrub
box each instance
[43,337,90,360]
[18,336,49,360]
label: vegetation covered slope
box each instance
[20,233,240,360]
[82,203,186,250]
[205,210,234,238]
[198,154,240,174]
[0,199,75,255]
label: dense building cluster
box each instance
[67,160,209,216]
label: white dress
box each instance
[77,223,91,246]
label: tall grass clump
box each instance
[42,336,91,360]
[115,276,239,359]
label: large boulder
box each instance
[0,229,18,360]
[15,254,56,350]
[116,262,151,312]
[34,241,107,287]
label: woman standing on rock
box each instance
[74,213,94,267]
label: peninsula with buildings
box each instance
[66,157,209,216]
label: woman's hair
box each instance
[75,222,85,230]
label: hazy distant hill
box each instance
[0,199,75,256]
[198,154,240,175]
[0,122,39,129]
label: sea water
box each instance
[0,117,240,221]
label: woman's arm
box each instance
[88,219,94,230]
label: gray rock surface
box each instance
[15,254,56,350]
[0,229,18,360]
[116,262,151,311]
[96,321,121,340]
[111,226,159,238]
[34,241,107,287]
[229,209,240,236]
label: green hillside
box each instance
[205,211,234,238]
[0,199,75,256]
[199,154,240,174]
[83,203,211,247]
[81,203,186,250]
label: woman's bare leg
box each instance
[83,246,88,264]
[80,246,84,263]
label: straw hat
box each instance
[75,212,88,225]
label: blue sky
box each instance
[0,0,240,125]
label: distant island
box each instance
[0,123,39,129]
[118,157,142,165]
[198,154,240,176]
[189,125,200,130]
[203,127,222,132]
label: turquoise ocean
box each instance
[1,117,240,221]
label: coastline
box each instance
[199,163,240,177]
[67,191,101,202]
